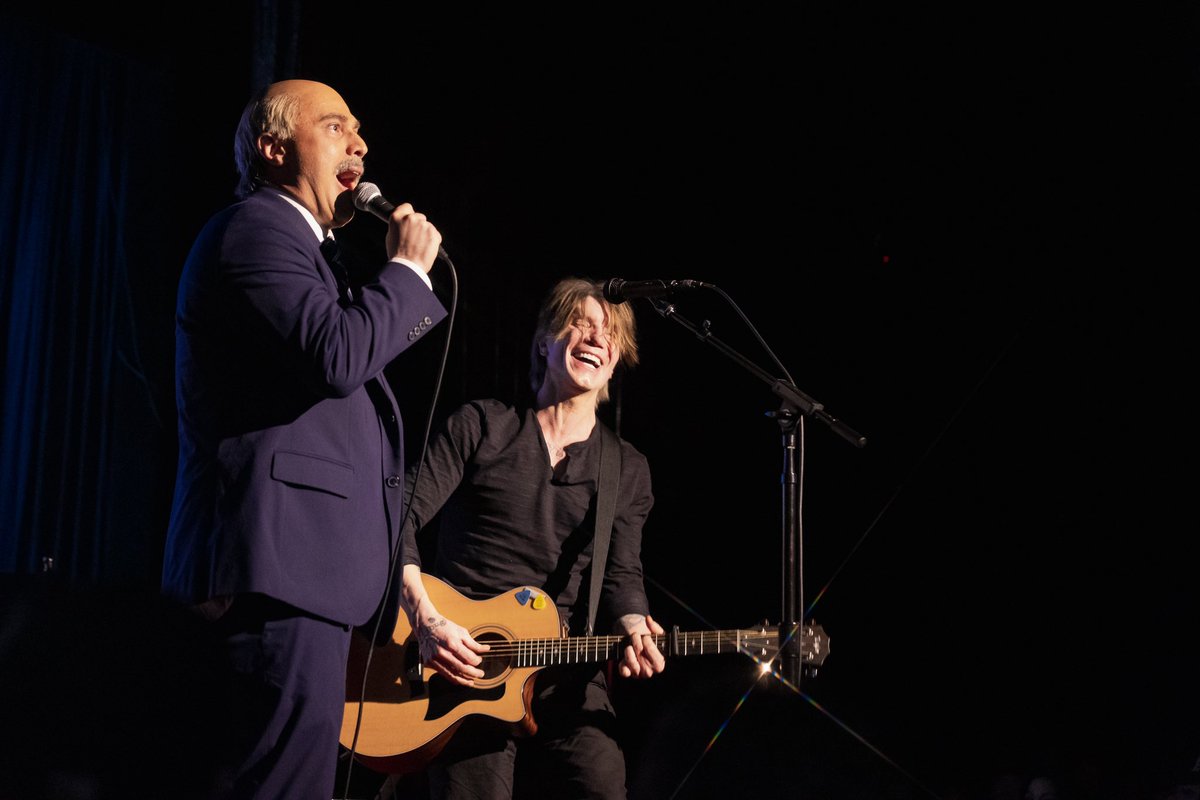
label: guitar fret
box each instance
[509,628,790,671]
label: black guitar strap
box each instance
[587,423,621,637]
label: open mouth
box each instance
[573,352,602,369]
[336,168,362,190]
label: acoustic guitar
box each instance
[340,573,829,775]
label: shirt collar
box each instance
[264,188,327,243]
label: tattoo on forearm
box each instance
[418,617,447,648]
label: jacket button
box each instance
[385,475,402,488]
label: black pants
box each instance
[427,665,627,800]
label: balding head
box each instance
[232,80,351,200]
[231,80,366,229]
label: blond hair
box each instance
[529,277,638,404]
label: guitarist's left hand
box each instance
[615,614,667,679]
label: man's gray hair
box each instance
[232,87,300,199]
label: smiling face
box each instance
[539,296,620,402]
[529,278,638,407]
[258,80,366,229]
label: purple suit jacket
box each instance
[162,190,447,626]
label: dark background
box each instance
[2,3,1196,799]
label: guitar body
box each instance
[341,573,827,777]
[341,576,562,775]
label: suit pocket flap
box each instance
[271,450,354,498]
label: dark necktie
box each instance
[319,236,354,302]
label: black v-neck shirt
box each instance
[400,399,653,633]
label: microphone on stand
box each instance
[601,278,709,305]
[353,182,449,261]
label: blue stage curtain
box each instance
[0,24,173,587]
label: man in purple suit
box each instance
[162,79,447,800]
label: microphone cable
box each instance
[339,243,459,800]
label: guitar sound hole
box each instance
[475,631,511,681]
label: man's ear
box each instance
[537,340,548,356]
[257,132,287,166]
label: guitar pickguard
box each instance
[424,675,508,721]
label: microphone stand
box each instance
[647,297,865,688]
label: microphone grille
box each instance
[601,278,626,304]
[353,181,381,210]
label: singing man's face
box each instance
[266,80,366,229]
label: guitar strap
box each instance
[586,423,621,637]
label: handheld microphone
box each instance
[352,182,448,260]
[601,278,708,305]
[352,182,397,221]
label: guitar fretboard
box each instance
[477,629,774,667]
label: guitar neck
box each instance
[484,628,773,668]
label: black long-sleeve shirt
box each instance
[400,399,653,634]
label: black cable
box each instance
[339,249,458,800]
[700,283,796,387]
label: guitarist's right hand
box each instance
[402,567,490,686]
[413,605,489,686]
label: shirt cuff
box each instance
[390,258,433,290]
